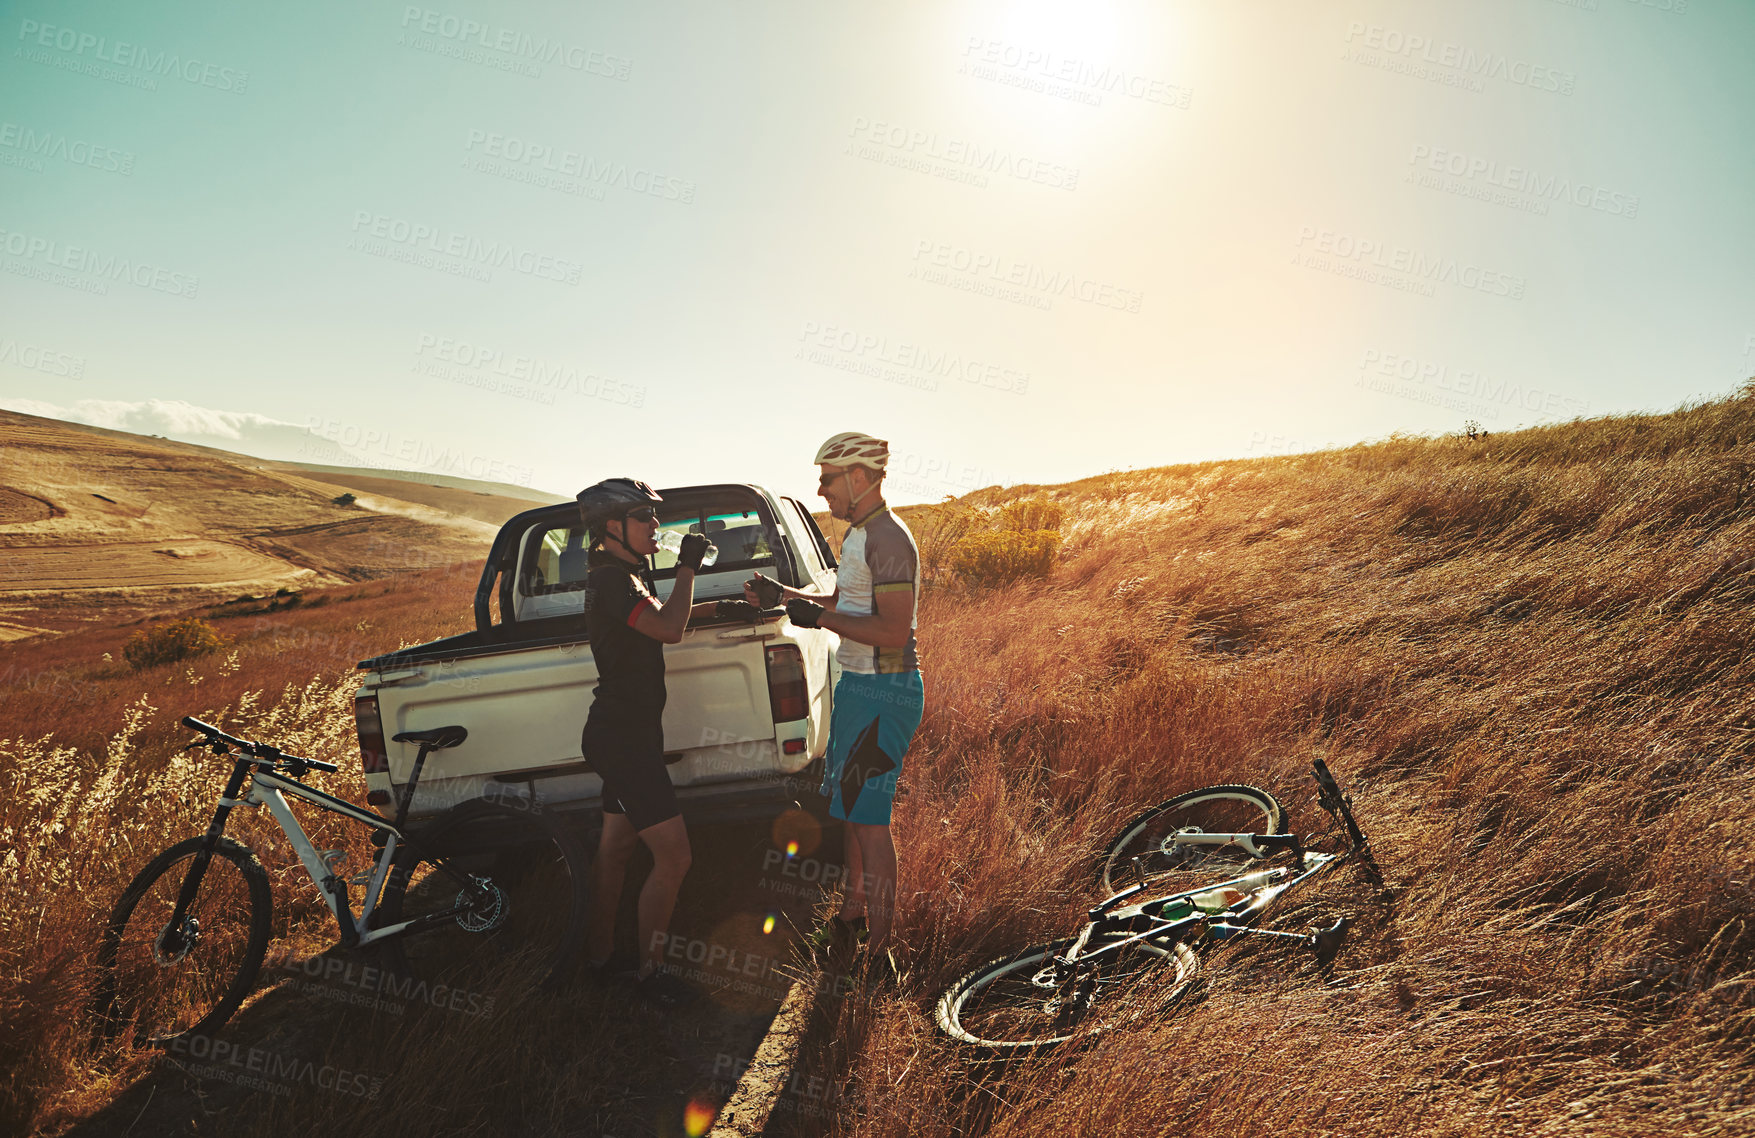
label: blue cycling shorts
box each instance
[824,670,924,826]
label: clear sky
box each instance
[3,0,1752,506]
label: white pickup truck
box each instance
[351,484,841,822]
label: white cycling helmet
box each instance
[814,431,889,471]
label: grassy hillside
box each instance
[4,388,1754,1135]
[781,387,1755,1136]
[0,409,536,638]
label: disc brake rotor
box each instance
[1158,825,1204,860]
[154,917,199,964]
[455,878,507,934]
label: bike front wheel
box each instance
[936,936,1198,1051]
[1099,784,1287,895]
[377,799,589,1002]
[95,836,273,1047]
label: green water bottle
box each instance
[1157,897,1196,920]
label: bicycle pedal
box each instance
[1309,916,1350,963]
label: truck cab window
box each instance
[525,524,592,594]
[782,497,837,573]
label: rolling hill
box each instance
[0,409,562,638]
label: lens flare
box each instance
[771,808,821,858]
[763,913,777,934]
[683,1097,718,1136]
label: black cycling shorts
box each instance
[581,719,679,832]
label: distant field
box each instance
[0,410,536,636]
[2,539,289,590]
[272,469,555,526]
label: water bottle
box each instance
[654,530,718,567]
[1156,897,1197,921]
[1191,886,1246,914]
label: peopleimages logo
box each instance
[15,19,249,92]
[1293,226,1525,300]
[1408,145,1638,218]
[0,123,134,174]
[0,337,85,377]
[0,228,200,298]
[1356,348,1589,418]
[795,321,1030,395]
[463,130,695,203]
[347,212,583,285]
[166,1034,385,1099]
[849,118,1079,191]
[398,7,630,79]
[412,333,646,407]
[909,240,1144,312]
[303,417,536,486]
[1342,21,1576,96]
[960,37,1192,109]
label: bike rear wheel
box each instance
[95,836,273,1047]
[936,936,1198,1051]
[1099,784,1287,895]
[377,799,589,1003]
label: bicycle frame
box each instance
[243,768,415,948]
[1062,761,1374,971]
[1063,848,1352,969]
[171,753,490,954]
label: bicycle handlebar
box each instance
[181,715,340,774]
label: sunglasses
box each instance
[624,507,658,524]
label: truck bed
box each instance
[353,483,840,822]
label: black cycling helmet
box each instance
[576,477,662,539]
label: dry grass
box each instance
[775,387,1755,1137]
[0,559,786,1137]
[8,389,1755,1135]
[0,563,496,1133]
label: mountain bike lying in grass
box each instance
[936,759,1379,1051]
[94,716,589,1047]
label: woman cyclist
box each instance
[575,477,716,1008]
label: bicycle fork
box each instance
[161,759,254,957]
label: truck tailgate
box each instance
[371,629,784,817]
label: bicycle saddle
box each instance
[392,725,468,749]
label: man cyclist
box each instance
[575,477,717,1008]
[748,432,924,969]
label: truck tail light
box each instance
[355,694,389,775]
[765,644,808,723]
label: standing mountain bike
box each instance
[94,716,589,1047]
[936,759,1379,1051]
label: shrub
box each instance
[910,502,991,585]
[949,529,1061,588]
[121,617,231,671]
[998,495,1065,533]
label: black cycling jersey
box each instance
[583,547,666,729]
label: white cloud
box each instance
[1,397,297,440]
[0,396,367,466]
